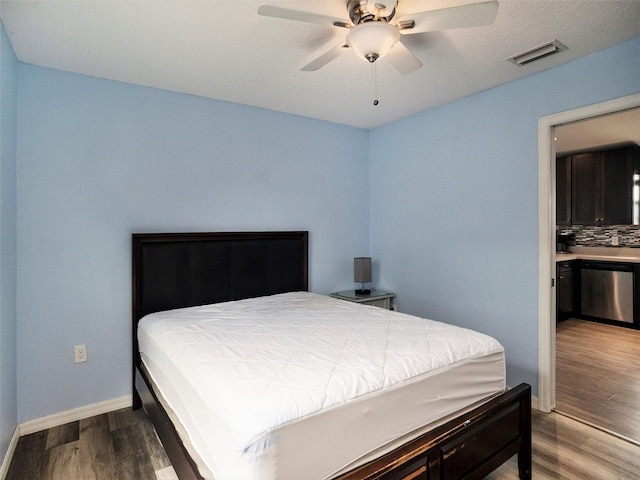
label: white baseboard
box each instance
[0,427,20,480]
[19,395,132,436]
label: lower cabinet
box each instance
[556,261,574,322]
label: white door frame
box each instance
[537,93,640,412]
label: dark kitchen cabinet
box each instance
[556,261,574,321]
[603,147,635,224]
[571,152,598,225]
[571,147,634,225]
[556,155,571,226]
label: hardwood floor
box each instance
[6,408,177,480]
[7,404,640,479]
[484,409,640,479]
[556,318,640,443]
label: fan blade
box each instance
[301,43,350,71]
[385,42,423,75]
[398,0,499,34]
[258,5,350,28]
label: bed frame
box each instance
[132,231,532,480]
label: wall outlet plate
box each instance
[74,344,87,364]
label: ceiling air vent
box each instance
[508,40,567,66]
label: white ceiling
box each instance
[556,108,640,155]
[1,0,639,129]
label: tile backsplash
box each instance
[558,225,640,247]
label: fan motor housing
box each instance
[348,0,397,24]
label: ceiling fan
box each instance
[258,0,499,75]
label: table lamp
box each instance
[354,257,372,295]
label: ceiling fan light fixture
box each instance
[347,22,400,63]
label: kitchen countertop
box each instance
[556,246,640,263]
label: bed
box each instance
[132,231,531,480]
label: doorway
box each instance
[551,107,640,442]
[537,93,640,416]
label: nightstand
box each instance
[330,290,395,310]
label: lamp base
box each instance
[355,289,371,296]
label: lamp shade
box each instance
[346,22,400,62]
[354,257,372,283]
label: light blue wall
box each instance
[11,30,640,422]
[369,37,640,393]
[0,20,18,459]
[16,65,369,422]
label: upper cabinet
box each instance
[556,155,572,226]
[559,145,637,226]
[602,147,636,225]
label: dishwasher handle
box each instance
[581,261,633,272]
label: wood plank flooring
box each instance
[484,409,640,479]
[556,318,640,443]
[7,405,640,479]
[6,408,177,480]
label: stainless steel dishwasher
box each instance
[581,261,634,323]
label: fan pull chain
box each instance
[372,62,379,106]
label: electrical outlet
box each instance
[612,235,619,246]
[74,344,87,364]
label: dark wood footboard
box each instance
[336,383,532,480]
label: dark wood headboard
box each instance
[132,231,308,373]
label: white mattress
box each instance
[138,292,505,480]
